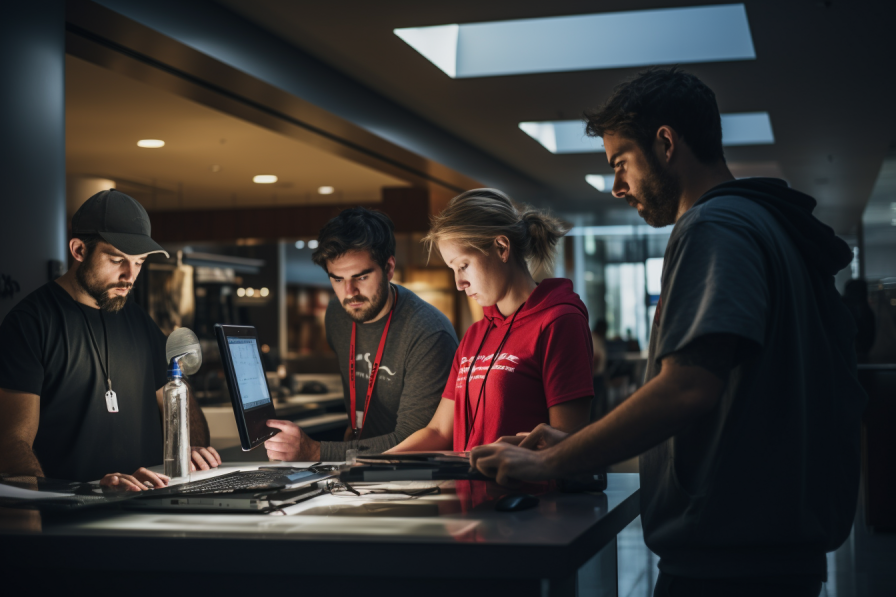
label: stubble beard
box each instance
[628,149,682,228]
[343,275,390,323]
[75,253,131,313]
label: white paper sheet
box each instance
[0,483,73,500]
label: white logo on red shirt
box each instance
[457,353,519,387]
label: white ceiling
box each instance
[65,55,408,211]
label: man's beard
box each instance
[627,149,682,228]
[343,276,390,323]
[75,255,132,313]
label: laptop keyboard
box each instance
[165,470,296,495]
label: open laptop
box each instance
[129,323,338,512]
[129,465,336,512]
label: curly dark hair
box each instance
[584,66,725,164]
[311,207,395,271]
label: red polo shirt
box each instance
[444,278,594,450]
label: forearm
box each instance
[0,439,44,477]
[323,416,446,460]
[544,373,715,478]
[388,426,452,453]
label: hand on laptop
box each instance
[190,446,222,471]
[264,419,321,462]
[470,442,553,486]
[496,423,569,451]
[100,467,170,492]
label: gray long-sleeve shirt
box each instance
[319,284,458,461]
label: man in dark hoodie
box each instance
[470,68,866,597]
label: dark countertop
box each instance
[0,469,639,583]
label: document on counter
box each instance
[0,483,72,500]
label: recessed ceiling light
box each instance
[253,175,278,184]
[137,139,165,148]
[318,186,335,195]
[523,113,774,154]
[308,240,319,249]
[395,4,755,78]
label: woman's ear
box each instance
[494,236,511,263]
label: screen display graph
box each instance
[227,337,272,410]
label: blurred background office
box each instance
[1,1,895,595]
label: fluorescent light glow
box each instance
[720,112,775,145]
[295,240,305,249]
[395,5,755,79]
[568,225,671,236]
[253,175,278,184]
[518,122,557,154]
[585,174,614,193]
[318,186,335,195]
[394,24,459,77]
[526,113,774,154]
[137,139,165,148]
[308,240,319,249]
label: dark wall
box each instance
[0,1,67,322]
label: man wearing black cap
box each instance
[0,189,221,490]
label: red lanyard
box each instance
[348,287,396,436]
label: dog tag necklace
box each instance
[78,305,119,413]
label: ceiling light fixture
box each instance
[308,240,319,249]
[137,139,165,148]
[585,175,614,193]
[524,112,774,154]
[318,186,335,195]
[395,4,755,78]
[295,240,305,249]
[253,175,278,184]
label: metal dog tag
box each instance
[105,390,119,413]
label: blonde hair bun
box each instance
[423,188,569,274]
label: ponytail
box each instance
[422,188,569,274]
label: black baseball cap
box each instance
[71,189,169,258]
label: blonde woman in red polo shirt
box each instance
[389,188,593,453]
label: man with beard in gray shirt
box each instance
[264,208,457,462]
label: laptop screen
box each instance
[226,337,272,410]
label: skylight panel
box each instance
[395,4,755,79]
[585,174,614,193]
[720,112,775,146]
[525,112,774,154]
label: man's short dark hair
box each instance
[73,233,103,256]
[584,67,725,164]
[311,207,396,271]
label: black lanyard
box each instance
[463,303,523,450]
[77,305,113,396]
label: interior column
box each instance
[0,0,66,322]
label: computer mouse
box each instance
[494,493,540,512]
[300,380,329,394]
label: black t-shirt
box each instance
[641,192,866,579]
[0,281,168,482]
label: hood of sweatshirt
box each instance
[697,177,853,276]
[481,278,588,328]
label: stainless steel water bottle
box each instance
[163,357,191,481]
